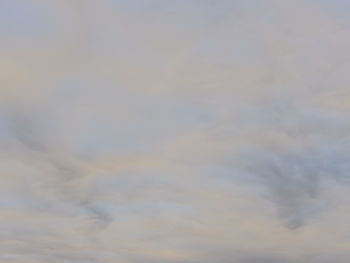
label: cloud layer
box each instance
[1,0,350,262]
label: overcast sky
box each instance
[1,0,350,262]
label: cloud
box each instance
[1,0,350,262]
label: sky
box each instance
[1,0,350,262]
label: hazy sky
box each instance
[1,0,350,262]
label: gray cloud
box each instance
[1,0,350,262]
[230,102,350,228]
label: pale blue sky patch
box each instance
[0,0,55,44]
